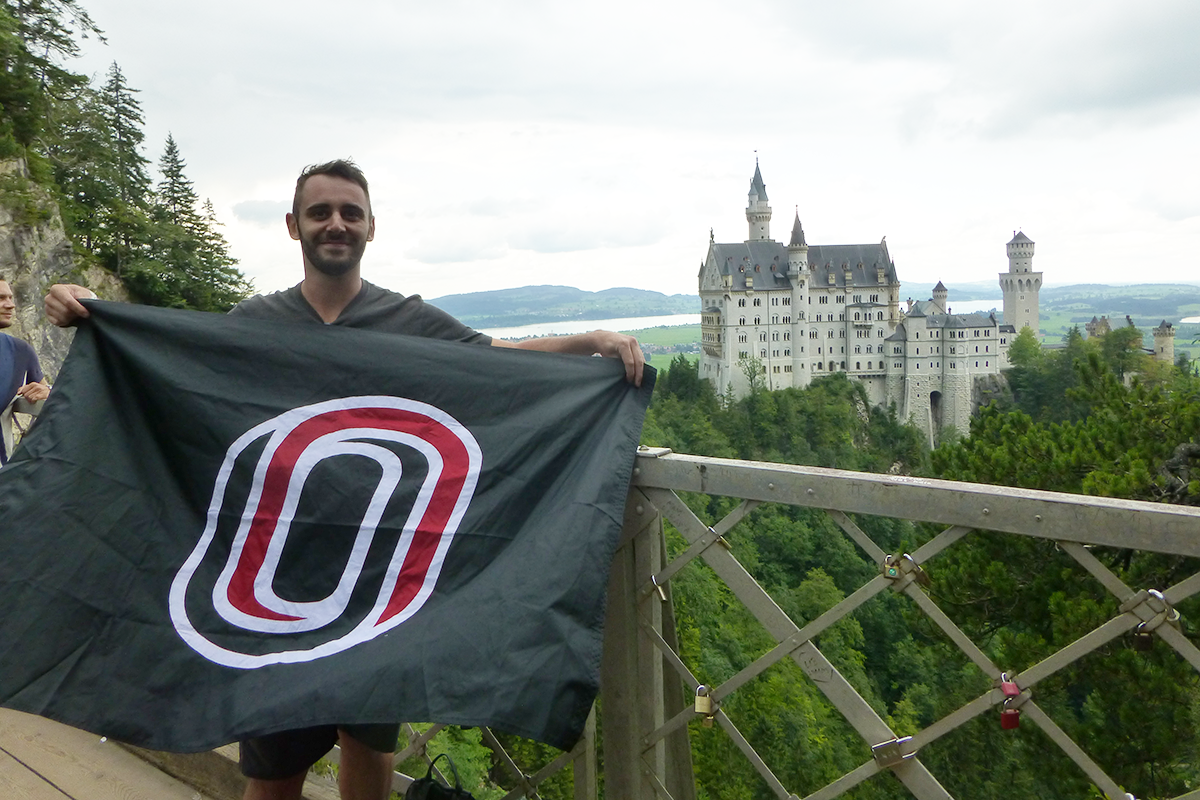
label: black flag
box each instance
[0,301,653,751]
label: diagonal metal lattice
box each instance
[615,449,1200,800]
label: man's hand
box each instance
[44,284,96,327]
[497,329,646,386]
[17,381,50,403]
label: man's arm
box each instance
[44,284,96,327]
[16,380,50,403]
[492,330,645,387]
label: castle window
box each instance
[916,348,920,355]
[854,312,861,321]
[760,349,767,358]
[738,333,747,343]
[867,345,873,353]
[870,294,879,303]
[839,313,845,321]
[773,366,780,373]
[753,298,761,307]
[783,315,790,323]
[916,332,920,339]
[828,331,834,338]
[853,295,862,303]
[975,361,979,367]
[785,365,792,372]
[740,350,748,358]
[817,362,823,370]
[772,297,778,305]
[754,316,761,324]
[894,362,901,368]
[868,361,873,369]
[985,330,991,337]
[877,312,883,320]
[986,361,989,367]
[784,332,790,341]
[772,331,779,341]
[784,349,790,356]
[760,333,767,342]
[877,329,884,337]
[837,296,846,304]
[739,317,745,325]
[783,297,791,305]
[810,330,818,339]
[841,361,846,369]
[819,296,829,305]
[856,362,861,370]
[816,314,822,322]
[894,346,901,354]
[772,316,779,324]
[855,346,861,354]
[773,350,779,357]
[985,346,990,353]
[738,298,745,307]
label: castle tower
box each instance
[746,161,772,241]
[1000,231,1041,336]
[1153,320,1176,364]
[932,281,948,314]
[787,211,810,387]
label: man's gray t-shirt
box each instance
[228,280,491,345]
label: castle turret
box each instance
[746,161,772,242]
[1000,231,1041,336]
[787,211,810,387]
[932,281,948,314]
[1153,320,1176,365]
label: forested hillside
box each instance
[633,327,1200,800]
[0,0,249,310]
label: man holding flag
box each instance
[42,159,647,800]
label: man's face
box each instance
[0,281,15,329]
[287,175,375,277]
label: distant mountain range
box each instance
[427,283,1200,328]
[425,285,698,328]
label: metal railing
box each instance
[339,447,1200,800]
[601,448,1200,800]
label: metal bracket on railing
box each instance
[870,736,915,769]
[636,446,673,458]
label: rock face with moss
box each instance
[0,158,123,382]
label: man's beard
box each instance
[300,232,368,277]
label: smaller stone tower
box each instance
[1000,231,1041,336]
[1153,320,1176,364]
[746,161,772,242]
[787,211,810,387]
[932,281,948,314]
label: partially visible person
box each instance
[45,159,644,800]
[1,276,50,465]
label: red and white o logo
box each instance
[169,396,481,668]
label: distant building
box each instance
[698,163,1028,440]
[1153,320,1176,364]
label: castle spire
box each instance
[745,160,772,241]
[788,209,806,247]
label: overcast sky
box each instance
[70,0,1199,300]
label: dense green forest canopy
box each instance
[630,333,1200,800]
[0,0,249,310]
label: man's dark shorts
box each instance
[239,723,401,780]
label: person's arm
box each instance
[16,380,50,403]
[492,330,645,386]
[44,284,97,327]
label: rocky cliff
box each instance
[0,158,126,382]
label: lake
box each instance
[481,300,1005,339]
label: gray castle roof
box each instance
[789,213,806,247]
[1008,231,1033,245]
[708,240,898,292]
[749,162,768,201]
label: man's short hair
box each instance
[292,160,371,218]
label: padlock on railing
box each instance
[695,685,716,727]
[882,554,900,579]
[999,672,1020,699]
[1133,622,1154,652]
[1000,698,1020,730]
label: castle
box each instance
[698,163,1041,439]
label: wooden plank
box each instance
[0,746,66,800]
[0,708,211,799]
